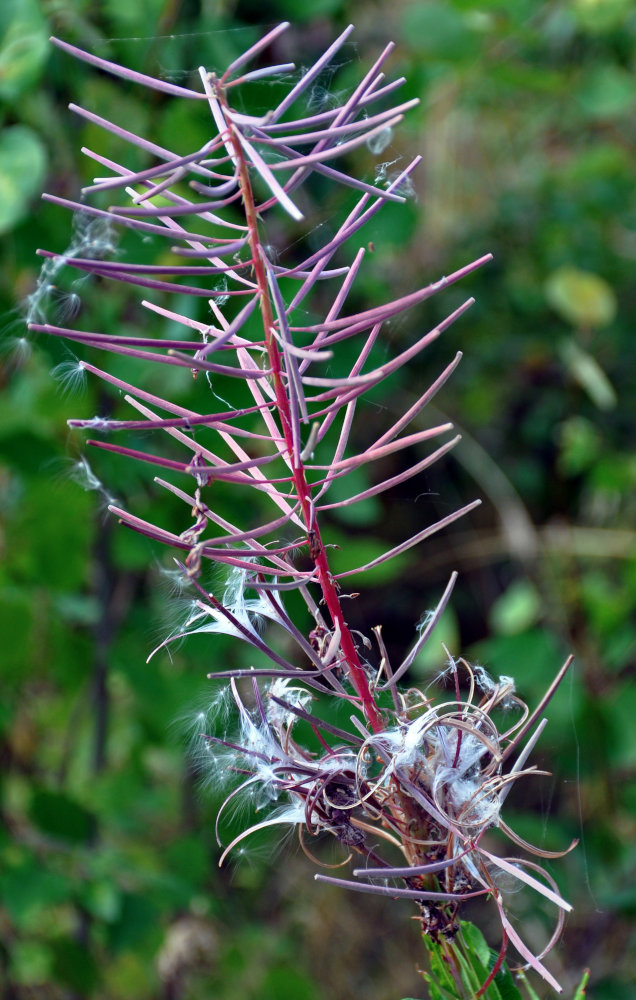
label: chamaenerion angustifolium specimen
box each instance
[30,22,578,997]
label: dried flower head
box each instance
[201,645,575,991]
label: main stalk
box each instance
[223,106,384,733]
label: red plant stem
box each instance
[226,108,384,734]
[475,928,508,997]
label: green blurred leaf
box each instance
[107,892,160,953]
[51,937,99,993]
[52,592,102,626]
[559,339,617,410]
[325,530,411,584]
[277,0,344,20]
[260,964,320,1000]
[103,950,158,998]
[606,684,636,768]
[557,416,602,476]
[580,570,630,634]
[165,835,210,887]
[0,587,35,681]
[577,66,635,119]
[561,142,629,185]
[82,879,123,923]
[112,524,156,570]
[101,0,168,33]
[469,628,567,703]
[0,0,49,102]
[572,0,633,33]
[489,580,541,636]
[545,267,616,328]
[0,857,71,926]
[401,3,479,61]
[324,465,382,527]
[29,787,97,844]
[4,477,94,589]
[366,195,418,248]
[0,125,47,233]
[156,98,215,161]
[604,623,636,673]
[411,607,459,674]
[8,939,53,985]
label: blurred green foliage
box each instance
[1,1,634,998]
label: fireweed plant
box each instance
[31,22,581,998]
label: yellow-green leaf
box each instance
[545,266,616,328]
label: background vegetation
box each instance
[1,0,634,997]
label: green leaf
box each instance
[559,339,617,410]
[107,892,160,953]
[0,587,36,683]
[4,477,94,589]
[411,607,460,674]
[577,66,635,119]
[401,3,479,62]
[325,465,382,527]
[572,0,633,32]
[51,937,99,994]
[52,592,102,626]
[29,788,97,844]
[82,879,123,923]
[489,580,541,636]
[423,935,461,995]
[9,940,53,985]
[260,964,320,1000]
[557,416,602,477]
[325,530,412,585]
[0,0,49,101]
[0,125,47,233]
[419,973,459,1000]
[0,857,71,926]
[164,835,210,888]
[491,962,523,1000]
[277,0,344,20]
[459,921,490,970]
[101,0,170,34]
[545,266,617,329]
[452,940,489,996]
